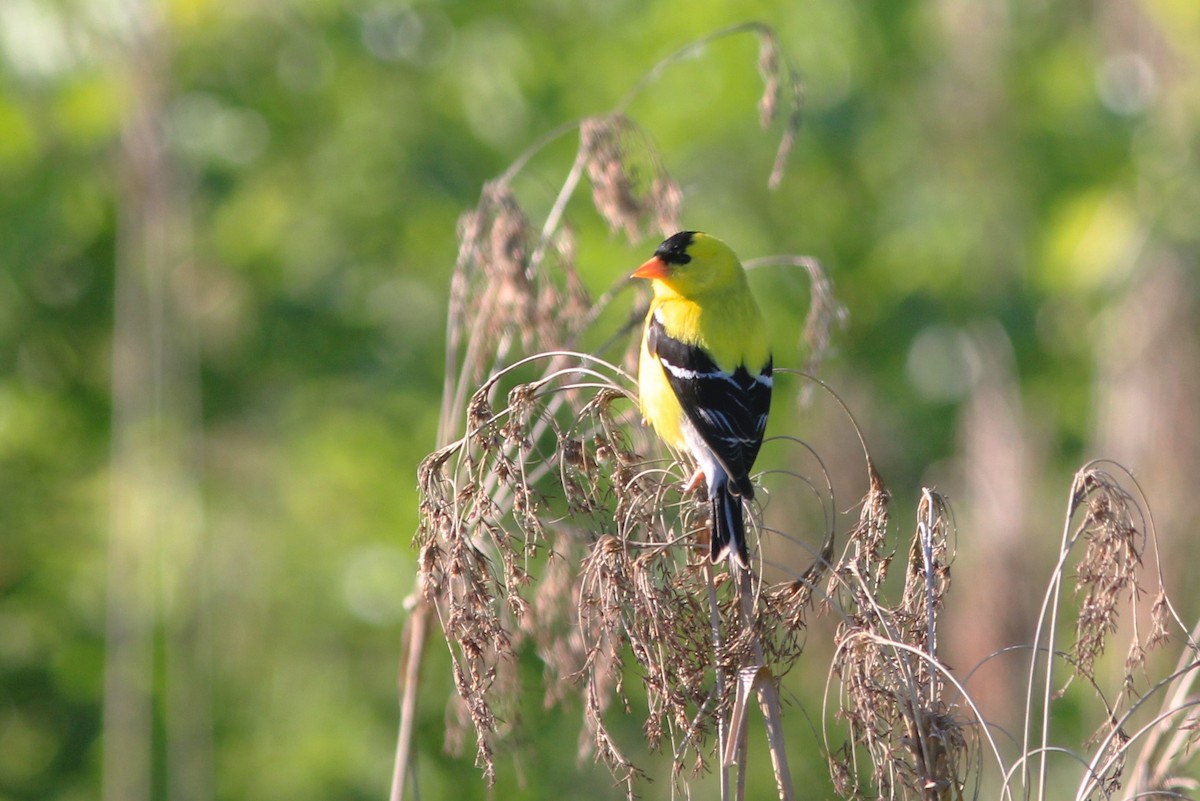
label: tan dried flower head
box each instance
[1069,468,1149,683]
[580,114,681,241]
[828,485,968,801]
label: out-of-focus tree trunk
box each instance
[105,6,211,801]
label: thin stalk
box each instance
[390,601,429,801]
[705,563,731,801]
[1023,471,1088,801]
[919,488,939,702]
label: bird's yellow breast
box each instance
[638,326,687,449]
[651,289,770,367]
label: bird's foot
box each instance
[683,467,705,494]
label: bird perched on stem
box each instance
[633,231,772,568]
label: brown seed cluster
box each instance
[405,22,1196,800]
[580,115,682,242]
[827,480,969,801]
[417,354,833,794]
[1070,468,1151,683]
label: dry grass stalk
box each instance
[827,485,968,801]
[391,21,1200,801]
[751,25,805,190]
[612,21,804,191]
[405,21,1200,801]
[1124,616,1200,799]
[745,256,848,404]
[420,236,1200,801]
[416,348,838,796]
[1069,468,1148,684]
[1013,462,1198,801]
[394,24,821,801]
[580,115,682,241]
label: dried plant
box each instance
[816,459,1200,801]
[825,485,973,801]
[391,23,817,801]
[394,22,1200,801]
[580,115,682,241]
[1014,462,1198,801]
[612,22,804,191]
[745,257,849,403]
[412,331,839,799]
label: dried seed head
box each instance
[420,25,835,791]
[468,391,493,431]
[560,437,596,473]
[487,190,531,284]
[580,114,681,241]
[832,458,893,602]
[649,173,682,238]
[1070,468,1145,682]
[756,29,782,128]
[526,225,590,351]
[797,256,849,399]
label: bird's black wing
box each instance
[647,314,772,497]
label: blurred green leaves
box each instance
[2,0,1199,799]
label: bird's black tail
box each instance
[710,488,750,568]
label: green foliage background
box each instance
[2,0,1198,799]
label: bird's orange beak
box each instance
[631,256,669,280]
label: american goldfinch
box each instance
[633,231,772,567]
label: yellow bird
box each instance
[632,231,772,567]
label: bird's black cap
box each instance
[654,231,697,265]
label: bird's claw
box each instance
[683,467,705,494]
